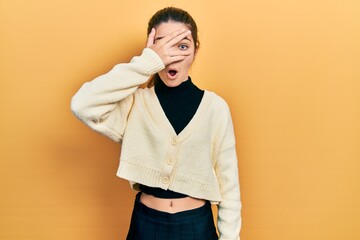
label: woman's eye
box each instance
[179,44,188,50]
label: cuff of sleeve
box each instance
[134,48,165,75]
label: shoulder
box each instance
[132,86,156,104]
[205,90,231,115]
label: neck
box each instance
[155,77,199,98]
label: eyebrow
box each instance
[154,36,191,42]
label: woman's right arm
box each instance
[71,28,192,142]
[71,48,164,142]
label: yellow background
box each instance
[1,0,359,239]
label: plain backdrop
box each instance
[1,0,359,239]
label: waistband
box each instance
[134,192,212,222]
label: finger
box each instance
[165,30,191,48]
[169,48,193,57]
[167,55,188,64]
[163,50,192,65]
[146,28,156,48]
[157,28,188,44]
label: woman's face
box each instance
[154,21,196,87]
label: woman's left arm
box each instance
[215,116,242,240]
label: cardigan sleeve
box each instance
[215,115,242,240]
[70,48,164,142]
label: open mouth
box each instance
[169,70,177,76]
[167,69,178,79]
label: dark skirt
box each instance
[126,192,218,240]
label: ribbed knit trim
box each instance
[117,159,222,202]
[137,48,165,75]
[169,171,222,202]
[117,159,161,187]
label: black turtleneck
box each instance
[154,77,204,135]
[140,77,204,199]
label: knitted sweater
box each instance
[140,77,204,199]
[71,48,241,240]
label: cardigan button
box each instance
[171,138,177,146]
[166,158,173,165]
[161,177,169,184]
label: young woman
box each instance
[71,7,241,240]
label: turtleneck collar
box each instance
[155,77,200,98]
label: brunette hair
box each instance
[147,7,200,87]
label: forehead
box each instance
[155,21,193,41]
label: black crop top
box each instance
[139,77,204,198]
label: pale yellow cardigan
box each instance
[71,48,241,240]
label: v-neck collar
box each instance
[148,87,212,142]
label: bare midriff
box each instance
[140,192,206,213]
